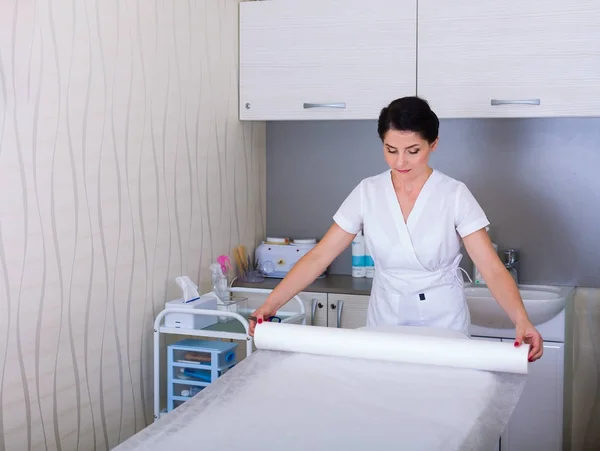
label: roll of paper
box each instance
[254,322,529,374]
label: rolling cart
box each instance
[153,287,307,420]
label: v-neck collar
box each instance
[384,169,438,272]
[387,169,437,228]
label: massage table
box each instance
[113,321,528,451]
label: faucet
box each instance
[503,249,520,285]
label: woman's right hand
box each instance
[248,303,277,336]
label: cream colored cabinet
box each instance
[237,289,368,328]
[302,293,328,327]
[326,294,369,329]
[240,0,600,120]
[239,0,417,120]
[230,289,327,362]
[417,0,600,118]
[236,288,369,329]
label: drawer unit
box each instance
[167,339,238,411]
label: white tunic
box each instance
[333,169,490,336]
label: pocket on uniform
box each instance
[367,280,400,326]
[415,284,467,328]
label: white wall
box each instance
[0,1,265,449]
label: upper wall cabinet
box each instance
[239,0,417,121]
[417,0,600,118]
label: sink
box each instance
[464,284,574,329]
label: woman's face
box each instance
[382,129,438,181]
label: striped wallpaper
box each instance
[0,1,265,450]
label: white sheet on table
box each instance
[114,326,526,451]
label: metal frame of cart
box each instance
[153,287,307,420]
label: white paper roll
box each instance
[254,322,529,374]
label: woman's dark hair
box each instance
[377,96,439,144]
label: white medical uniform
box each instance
[333,169,490,336]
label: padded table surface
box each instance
[114,326,526,451]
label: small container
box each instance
[242,270,265,283]
[217,295,248,322]
[179,386,203,398]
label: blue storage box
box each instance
[167,339,238,412]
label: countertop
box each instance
[232,274,373,296]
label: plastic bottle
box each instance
[352,231,366,278]
[473,227,498,284]
[364,239,374,278]
[209,263,229,301]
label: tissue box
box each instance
[164,294,218,330]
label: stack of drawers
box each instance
[167,338,238,411]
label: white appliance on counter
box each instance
[255,237,325,278]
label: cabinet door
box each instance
[234,289,327,326]
[302,293,328,327]
[327,294,369,329]
[239,0,417,120]
[417,0,600,118]
[231,290,328,362]
[500,341,564,451]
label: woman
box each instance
[250,96,543,362]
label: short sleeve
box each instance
[454,183,490,237]
[333,182,364,234]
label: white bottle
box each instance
[473,227,497,284]
[351,231,366,278]
[364,239,374,278]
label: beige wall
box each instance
[0,1,265,450]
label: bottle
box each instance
[364,239,374,278]
[209,263,230,301]
[351,231,366,278]
[473,227,498,284]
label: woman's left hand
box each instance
[515,320,543,362]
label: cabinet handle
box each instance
[303,102,346,109]
[311,299,323,326]
[490,99,540,106]
[332,300,344,328]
